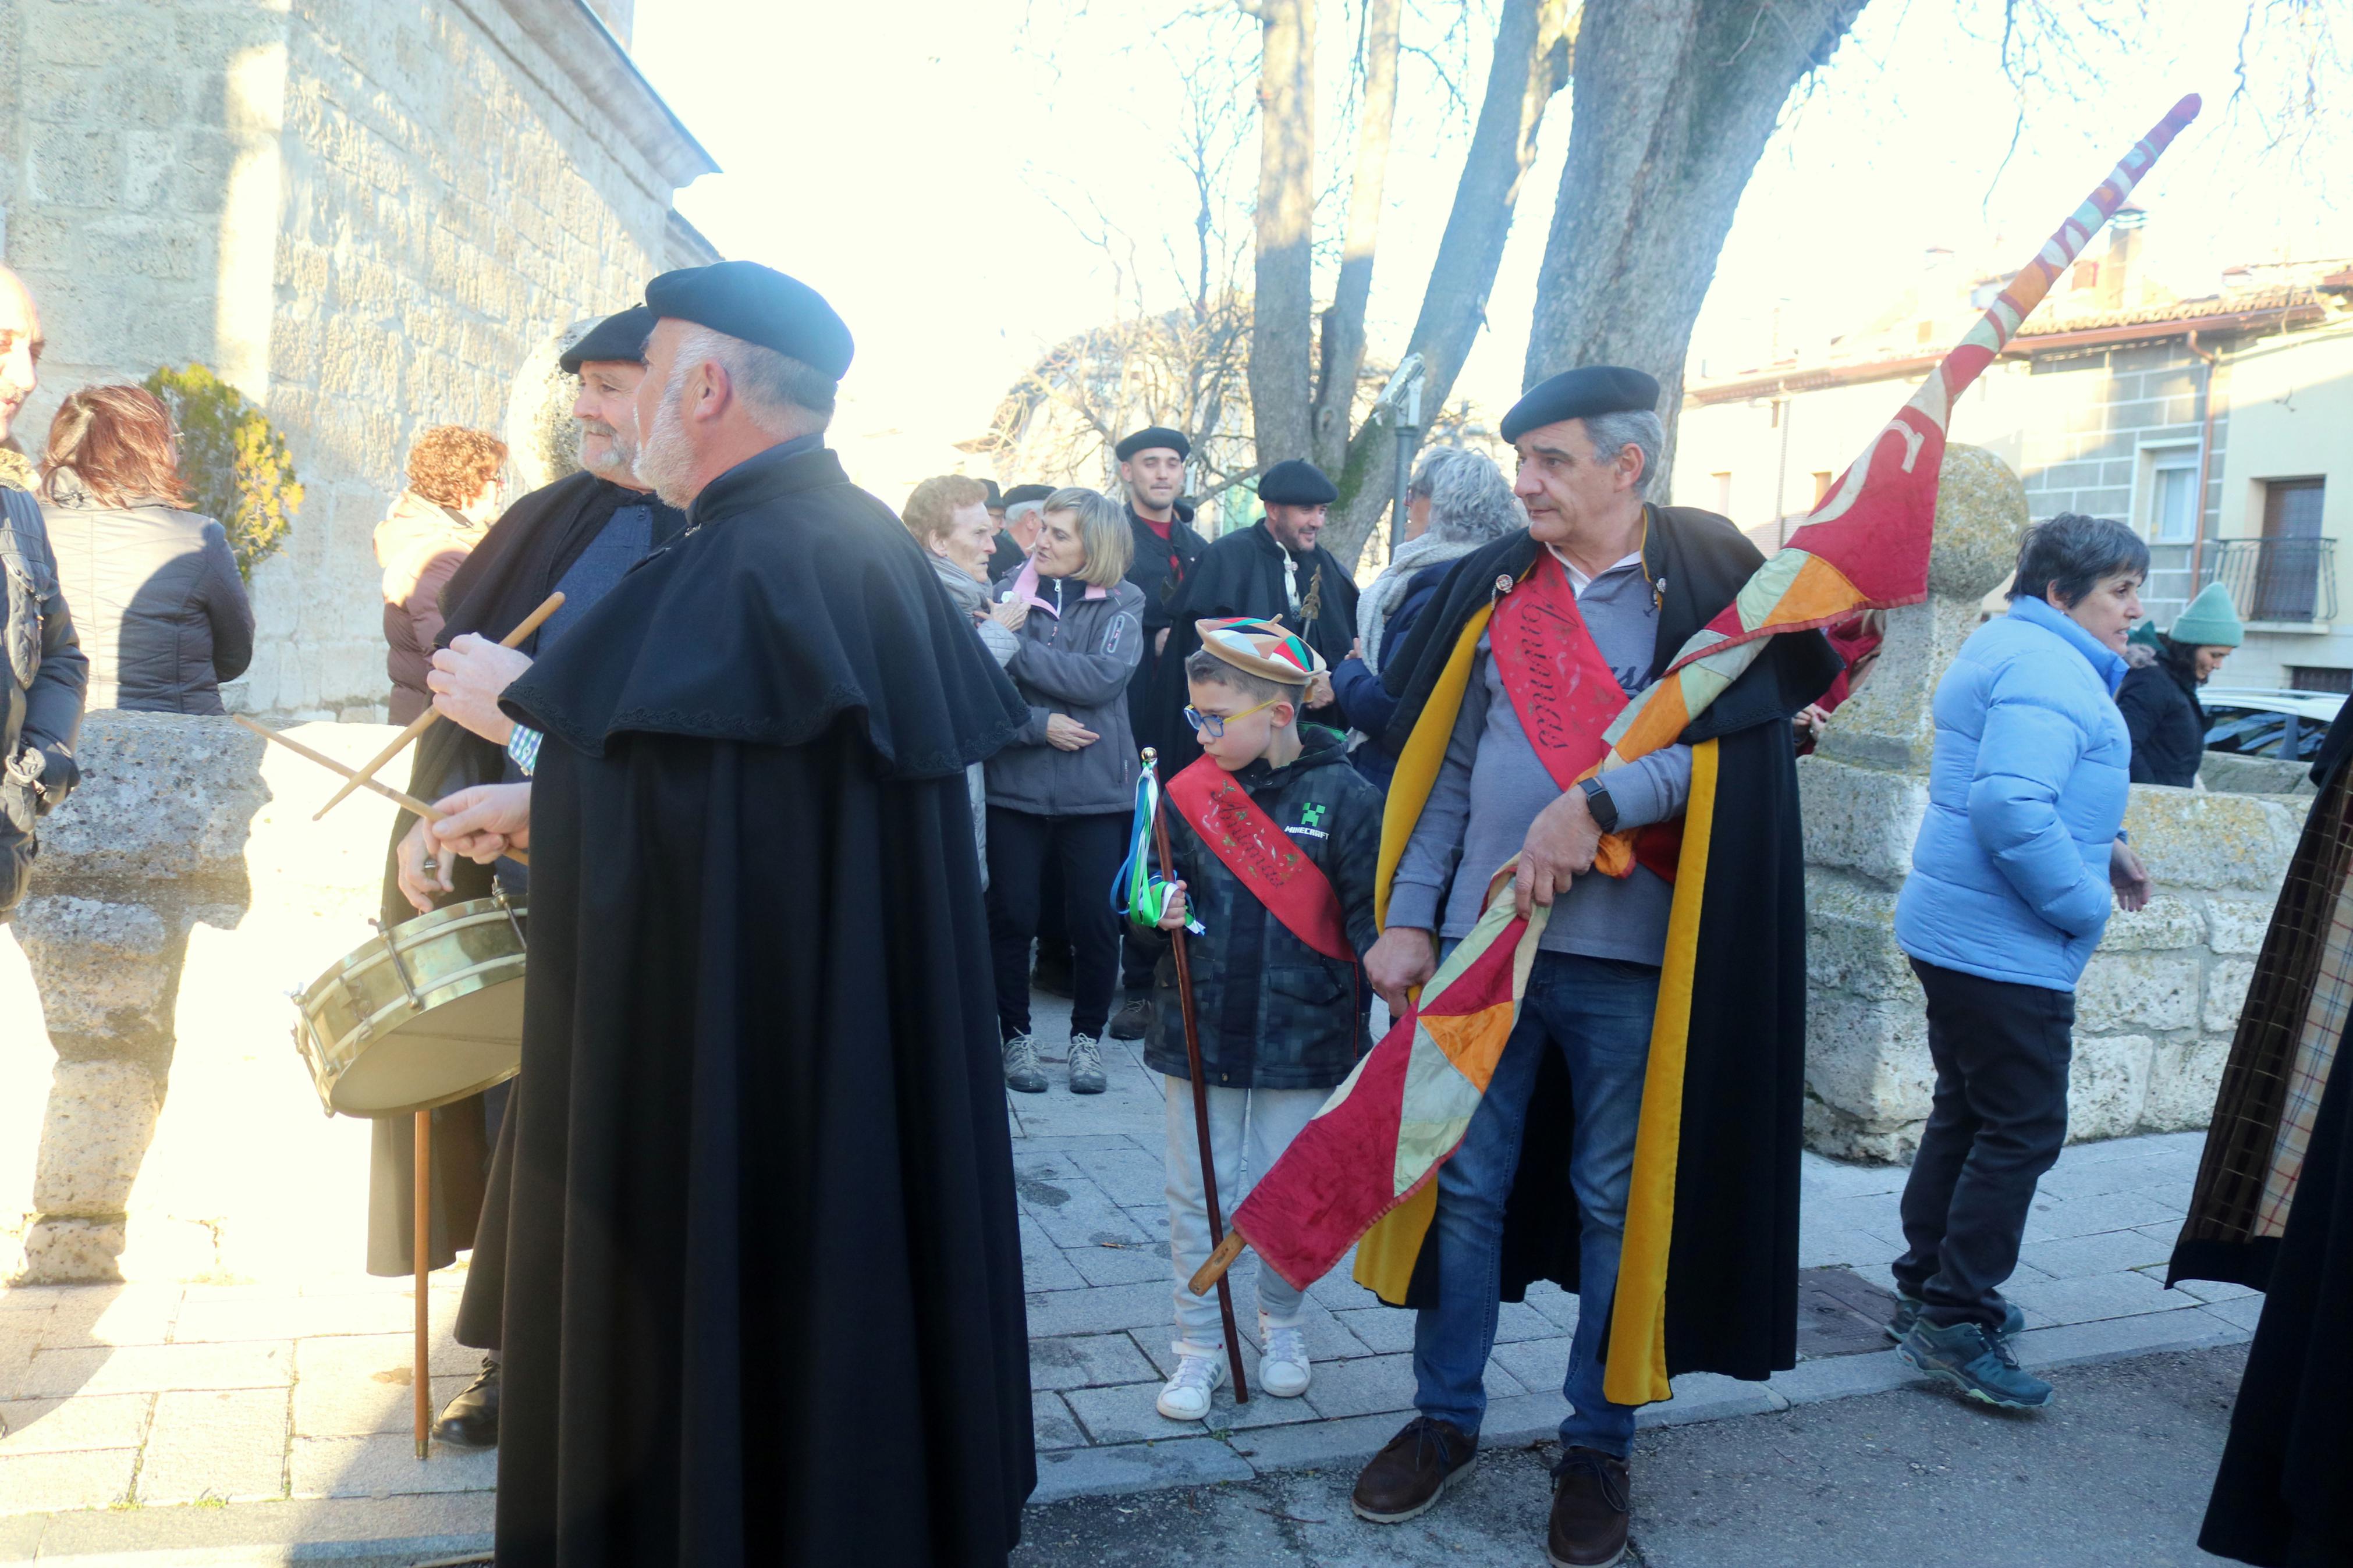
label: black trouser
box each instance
[986,806,1125,1041]
[1894,958,2073,1331]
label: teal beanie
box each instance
[2169,582,2245,648]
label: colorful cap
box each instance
[1195,617,1323,685]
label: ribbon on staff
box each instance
[1112,763,1204,935]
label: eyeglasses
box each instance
[1182,695,1282,739]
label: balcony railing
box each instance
[2207,536,2338,624]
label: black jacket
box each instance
[1,485,88,915]
[1123,500,1210,759]
[43,492,253,715]
[1133,726,1382,1090]
[2116,649,2205,787]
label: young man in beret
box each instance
[423,260,1035,1567]
[1348,367,1836,1566]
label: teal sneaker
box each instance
[1886,1293,2026,1344]
[1897,1319,2052,1410]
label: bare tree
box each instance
[1245,0,1320,464]
[1310,0,1404,477]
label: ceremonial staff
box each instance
[1141,746,1250,1404]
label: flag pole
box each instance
[1143,748,1250,1403]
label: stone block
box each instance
[2123,788,2295,890]
[15,1218,127,1286]
[2073,952,2199,1032]
[1804,992,1933,1126]
[2144,1036,2231,1132]
[2097,894,2205,952]
[1029,1435,1253,1506]
[1797,761,1927,883]
[2204,899,2280,957]
[13,899,173,1048]
[137,1386,289,1503]
[1804,874,1917,1001]
[0,1446,137,1513]
[0,1392,152,1456]
[2065,1033,2152,1142]
[1802,1095,1922,1164]
[29,713,268,892]
[29,1061,162,1218]
[2202,957,2256,1037]
[1027,1333,1160,1393]
[288,1432,498,1499]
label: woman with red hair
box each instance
[41,385,254,715]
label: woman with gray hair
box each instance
[1330,446,1525,787]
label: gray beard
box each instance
[631,387,697,509]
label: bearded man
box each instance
[424,261,1033,1566]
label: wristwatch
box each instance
[1580,776,1619,834]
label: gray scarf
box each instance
[1358,531,1490,674]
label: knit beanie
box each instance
[2169,582,2245,648]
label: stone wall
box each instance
[0,712,407,1283]
[0,0,714,720]
[1800,443,2294,1161]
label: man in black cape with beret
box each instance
[423,261,1035,1566]
[1145,456,1358,751]
[1343,368,1834,1565]
[364,307,684,1378]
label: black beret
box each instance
[1001,483,1055,509]
[1499,366,1660,443]
[980,478,1004,508]
[1258,458,1337,507]
[643,260,854,381]
[559,305,654,374]
[1115,426,1191,462]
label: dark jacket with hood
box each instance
[1331,560,1450,788]
[44,479,253,716]
[1,483,87,915]
[1132,724,1382,1090]
[2116,639,2205,787]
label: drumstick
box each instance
[312,591,566,820]
[233,714,528,866]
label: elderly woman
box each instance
[41,385,254,714]
[904,474,1022,874]
[377,425,507,723]
[1330,446,1524,786]
[2116,581,2242,787]
[984,486,1144,1097]
[1890,512,2153,1412]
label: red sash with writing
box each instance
[1166,756,1355,962]
[1487,552,1683,883]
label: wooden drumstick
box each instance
[233,714,528,866]
[313,591,565,820]
[414,1108,432,1459]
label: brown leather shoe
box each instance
[1547,1446,1631,1567]
[1350,1415,1477,1523]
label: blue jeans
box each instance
[1411,950,1658,1457]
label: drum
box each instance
[292,894,527,1117]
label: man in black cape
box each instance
[1146,457,1358,749]
[425,261,1034,1566]
[366,305,682,1292]
[2172,701,2353,1565]
[1344,369,1836,1565]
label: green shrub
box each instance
[141,364,303,580]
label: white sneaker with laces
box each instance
[1258,1311,1312,1398]
[1155,1352,1226,1422]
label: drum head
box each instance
[325,973,525,1117]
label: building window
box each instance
[2146,450,2201,542]
[1712,471,1733,514]
[2289,666,2352,695]
[1812,471,1834,505]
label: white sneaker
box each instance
[1258,1311,1312,1398]
[1155,1352,1226,1421]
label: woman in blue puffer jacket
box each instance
[1888,512,2154,1412]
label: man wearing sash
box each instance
[1127,618,1382,1421]
[1348,368,1836,1566]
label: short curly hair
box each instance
[405,425,508,509]
[903,474,989,549]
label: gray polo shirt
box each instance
[1386,555,1691,966]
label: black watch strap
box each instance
[1580,776,1619,834]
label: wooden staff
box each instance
[234,715,526,866]
[313,591,565,820]
[1144,747,1248,1404]
[414,1109,432,1457]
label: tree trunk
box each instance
[1309,0,1403,477]
[1524,0,1867,503]
[1321,0,1576,573]
[1248,0,1318,467]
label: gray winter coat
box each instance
[1,485,88,914]
[983,573,1145,818]
[43,483,253,714]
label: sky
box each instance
[627,0,2349,501]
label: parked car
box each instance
[2201,688,2347,763]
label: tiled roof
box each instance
[2015,285,2326,337]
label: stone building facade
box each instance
[0,0,716,718]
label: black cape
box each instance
[1374,509,1841,1388]
[1122,500,1209,759]
[365,471,678,1277]
[488,443,1034,1566]
[1148,520,1358,759]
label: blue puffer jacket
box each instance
[1894,593,2131,991]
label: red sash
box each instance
[1487,552,1683,883]
[1165,756,1355,962]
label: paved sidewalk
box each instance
[0,988,2256,1562]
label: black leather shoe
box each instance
[432,1356,500,1449]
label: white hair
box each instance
[670,323,837,436]
[1583,408,1665,498]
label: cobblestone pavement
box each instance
[0,989,2255,1562]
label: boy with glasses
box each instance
[1127,617,1382,1421]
